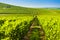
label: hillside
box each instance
[0,3,37,14]
[0,3,60,14]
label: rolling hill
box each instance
[0,3,60,15]
[0,3,37,14]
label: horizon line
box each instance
[0,2,60,8]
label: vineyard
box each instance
[0,2,60,40]
[0,15,60,40]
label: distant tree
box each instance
[6,5,11,8]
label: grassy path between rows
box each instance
[24,16,45,40]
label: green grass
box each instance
[0,3,60,15]
[0,3,37,14]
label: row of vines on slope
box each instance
[38,15,60,40]
[0,15,60,40]
[0,16,33,40]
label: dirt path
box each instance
[24,16,45,40]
